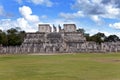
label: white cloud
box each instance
[60,11,84,19]
[0,18,38,32]
[45,18,77,26]
[87,29,100,36]
[19,6,32,16]
[0,19,17,30]
[90,15,103,24]
[101,4,120,19]
[87,28,120,37]
[103,31,120,38]
[16,0,53,7]
[109,22,120,29]
[0,27,3,30]
[17,6,40,32]
[17,18,37,32]
[92,0,102,4]
[69,0,120,24]
[29,0,53,7]
[19,6,39,22]
[0,6,41,32]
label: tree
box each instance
[1,32,8,46]
[89,32,106,43]
[0,30,8,46]
[105,35,120,42]
[7,28,26,46]
[19,31,26,43]
[84,33,91,41]
[7,28,18,34]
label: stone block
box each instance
[38,24,51,32]
[64,24,76,32]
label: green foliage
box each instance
[7,28,26,46]
[84,33,91,41]
[85,32,120,43]
[76,28,120,43]
[105,35,120,42]
[0,30,8,46]
[0,27,120,46]
[87,32,106,43]
[0,27,26,46]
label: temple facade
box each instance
[1,24,120,54]
[21,24,86,53]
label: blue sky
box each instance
[0,0,120,37]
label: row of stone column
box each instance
[1,42,120,54]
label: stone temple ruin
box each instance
[1,24,120,54]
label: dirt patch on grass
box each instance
[28,53,61,56]
[28,53,76,56]
[94,58,120,63]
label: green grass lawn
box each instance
[0,53,120,80]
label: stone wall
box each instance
[1,41,120,54]
[0,24,120,54]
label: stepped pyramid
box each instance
[21,24,86,53]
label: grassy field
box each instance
[0,53,120,80]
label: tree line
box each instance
[77,28,120,44]
[0,27,26,46]
[0,28,120,46]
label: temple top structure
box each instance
[63,24,76,32]
[38,24,51,32]
[38,24,77,33]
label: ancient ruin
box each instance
[1,24,120,54]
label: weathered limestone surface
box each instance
[64,24,76,32]
[38,24,51,32]
[1,24,120,54]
